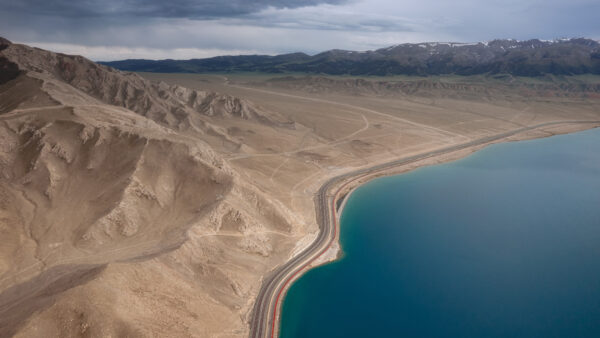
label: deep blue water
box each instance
[280,128,600,338]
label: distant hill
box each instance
[101,38,600,76]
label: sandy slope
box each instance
[0,39,305,337]
[1,38,599,338]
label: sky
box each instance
[0,0,598,61]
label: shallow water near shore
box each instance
[280,128,600,338]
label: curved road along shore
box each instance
[249,120,600,338]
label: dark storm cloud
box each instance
[0,0,349,18]
[1,0,598,61]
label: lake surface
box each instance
[280,128,600,338]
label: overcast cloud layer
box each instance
[1,0,598,61]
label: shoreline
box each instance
[333,120,600,220]
[250,120,600,338]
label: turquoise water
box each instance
[280,128,600,338]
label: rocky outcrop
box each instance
[0,39,302,337]
[2,43,293,129]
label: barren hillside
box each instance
[248,75,600,99]
[0,38,306,337]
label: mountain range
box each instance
[101,38,600,76]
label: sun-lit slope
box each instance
[0,39,306,337]
[2,41,296,151]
